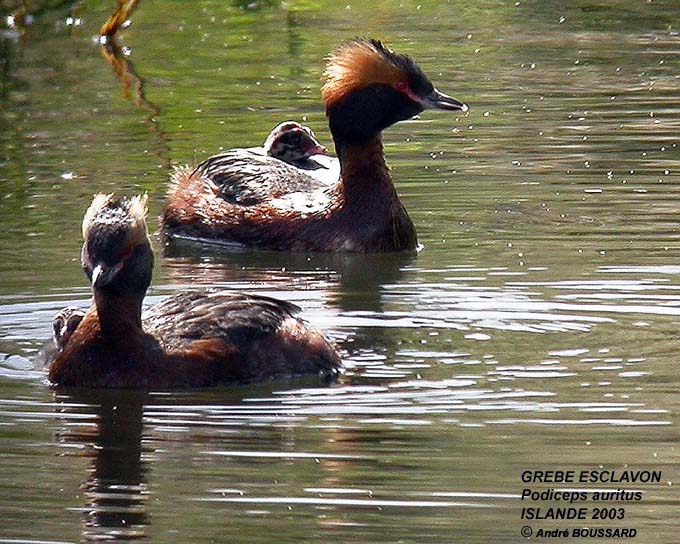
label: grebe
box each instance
[53,307,85,349]
[33,307,86,370]
[48,194,341,388]
[162,38,466,252]
[264,121,327,167]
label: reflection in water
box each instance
[137,390,505,534]
[0,28,19,101]
[159,248,415,366]
[1,1,680,541]
[99,0,149,110]
[161,243,413,313]
[100,0,141,42]
[100,40,156,113]
[98,0,171,174]
[55,389,149,541]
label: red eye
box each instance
[395,81,408,91]
[121,245,134,261]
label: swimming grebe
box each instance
[162,38,466,252]
[48,194,341,388]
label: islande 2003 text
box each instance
[521,507,625,520]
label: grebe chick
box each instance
[53,307,85,349]
[264,121,327,167]
[162,38,466,252]
[33,307,86,370]
[49,194,341,388]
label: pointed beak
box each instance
[311,143,327,156]
[90,262,121,289]
[421,88,468,112]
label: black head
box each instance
[80,194,153,297]
[322,39,467,145]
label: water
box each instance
[1,0,679,542]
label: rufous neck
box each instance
[94,289,144,337]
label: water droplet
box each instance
[465,333,491,341]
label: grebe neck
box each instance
[335,135,396,205]
[94,290,144,337]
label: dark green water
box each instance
[1,1,679,542]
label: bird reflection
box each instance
[54,389,150,541]
[161,242,413,315]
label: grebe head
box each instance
[264,121,327,163]
[52,307,85,349]
[81,193,153,296]
[322,38,467,145]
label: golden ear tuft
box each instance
[81,193,149,243]
[82,193,115,239]
[322,39,407,108]
[127,194,148,224]
[126,193,149,243]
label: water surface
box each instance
[0,1,679,542]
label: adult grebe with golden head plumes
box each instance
[49,194,340,388]
[162,38,467,252]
